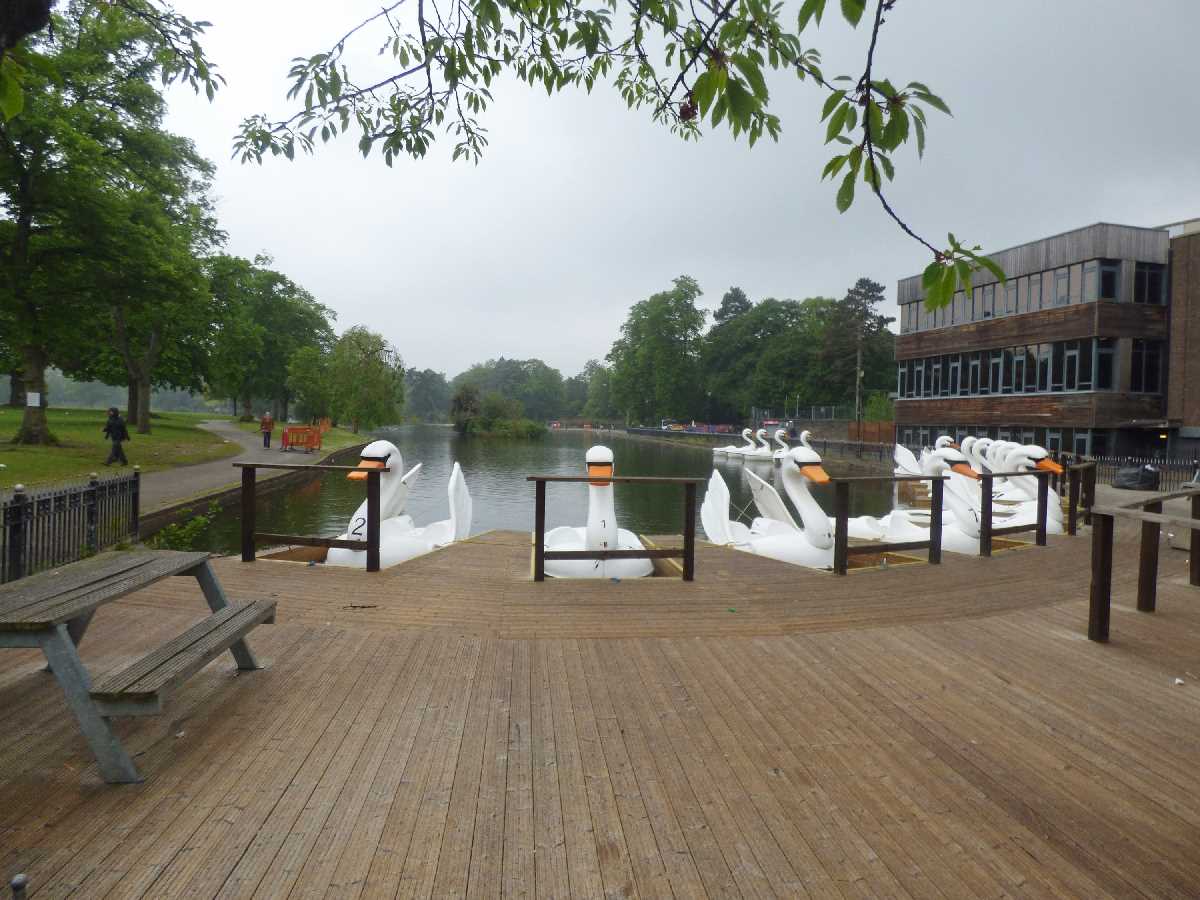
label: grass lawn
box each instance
[0,407,240,490]
[232,419,367,454]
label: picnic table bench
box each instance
[0,550,274,783]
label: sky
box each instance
[163,0,1200,378]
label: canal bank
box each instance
[139,420,368,539]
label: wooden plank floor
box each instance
[2,527,1200,897]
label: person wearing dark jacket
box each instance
[103,407,129,466]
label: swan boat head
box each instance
[346,439,400,482]
[584,445,620,550]
[798,430,813,449]
[779,445,833,548]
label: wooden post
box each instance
[130,466,141,542]
[979,473,993,557]
[534,479,546,582]
[1067,467,1081,536]
[928,477,943,565]
[683,482,697,582]
[367,469,381,573]
[833,480,849,575]
[5,486,27,582]
[85,476,99,555]
[1089,512,1114,642]
[240,467,256,563]
[1083,464,1096,525]
[1035,471,1049,547]
[1137,500,1161,612]
[1191,492,1200,588]
[11,874,28,900]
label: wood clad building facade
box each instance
[892,222,1200,456]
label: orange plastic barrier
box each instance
[281,426,322,452]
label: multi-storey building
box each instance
[893,221,1200,457]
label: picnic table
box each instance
[0,550,275,783]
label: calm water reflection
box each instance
[196,426,893,553]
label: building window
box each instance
[1054,268,1070,306]
[1064,341,1079,391]
[1005,281,1017,315]
[1051,342,1065,390]
[1038,343,1051,391]
[1012,348,1025,392]
[1029,275,1042,311]
[1096,339,1115,390]
[1131,339,1162,392]
[1133,262,1165,304]
[984,284,996,318]
[1024,346,1038,392]
[1100,259,1121,300]
[1083,261,1098,302]
[969,354,981,394]
[1078,338,1093,390]
[1001,348,1014,393]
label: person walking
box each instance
[260,411,275,448]
[103,407,129,466]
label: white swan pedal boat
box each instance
[542,445,653,579]
[325,440,472,569]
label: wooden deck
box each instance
[2,528,1200,897]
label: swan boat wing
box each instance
[744,469,800,531]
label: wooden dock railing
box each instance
[832,475,946,575]
[527,475,704,582]
[1087,485,1200,642]
[978,469,1053,556]
[235,462,387,572]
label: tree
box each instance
[607,276,706,424]
[451,357,565,421]
[207,254,335,420]
[0,3,215,443]
[582,363,615,421]
[13,2,1000,295]
[703,296,805,420]
[450,383,481,434]
[820,277,894,418]
[404,368,452,422]
[713,287,752,324]
[327,326,405,432]
[287,345,333,422]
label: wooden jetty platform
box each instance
[2,527,1200,897]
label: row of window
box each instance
[899,260,1166,333]
[899,425,1103,457]
[896,338,1163,399]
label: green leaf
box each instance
[866,99,883,142]
[798,0,827,30]
[0,61,24,122]
[881,106,908,150]
[692,70,718,115]
[954,259,972,296]
[912,115,926,157]
[840,0,867,26]
[917,91,952,116]
[821,154,847,180]
[921,260,942,290]
[878,154,894,180]
[976,255,1006,283]
[732,55,769,102]
[821,89,845,121]
[836,169,856,212]
[724,77,756,129]
[824,102,848,143]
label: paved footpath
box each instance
[138,419,351,513]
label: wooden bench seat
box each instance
[90,599,276,717]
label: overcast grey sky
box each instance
[164,1,1200,378]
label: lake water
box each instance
[196,426,894,553]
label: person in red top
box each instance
[260,411,275,448]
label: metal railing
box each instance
[1088,486,1200,642]
[1,470,140,584]
[527,475,704,582]
[236,462,386,572]
[1087,454,1199,492]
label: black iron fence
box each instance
[1,470,141,584]
[1085,455,1199,493]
